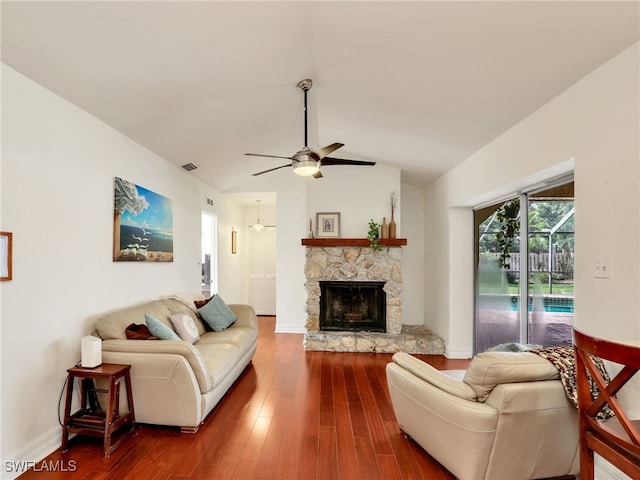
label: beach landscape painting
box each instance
[113,177,174,262]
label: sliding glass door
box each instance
[474,182,574,353]
[527,184,575,347]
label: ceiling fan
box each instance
[246,79,376,178]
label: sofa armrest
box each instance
[392,352,476,401]
[101,339,212,393]
[101,349,203,429]
[228,304,258,330]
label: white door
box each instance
[248,226,276,315]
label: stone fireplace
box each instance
[302,238,444,354]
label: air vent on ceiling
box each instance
[181,163,198,171]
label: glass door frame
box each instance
[474,175,574,353]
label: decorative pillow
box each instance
[169,313,201,344]
[194,297,213,309]
[125,323,158,340]
[144,313,181,341]
[197,295,237,332]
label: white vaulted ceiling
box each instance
[2,1,638,191]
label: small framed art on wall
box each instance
[316,212,341,238]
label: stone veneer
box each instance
[303,245,445,354]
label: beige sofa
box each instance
[94,294,258,433]
[386,351,579,480]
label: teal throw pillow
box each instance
[145,313,181,341]
[197,295,237,332]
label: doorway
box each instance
[201,212,218,298]
[474,181,574,353]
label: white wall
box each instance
[276,181,309,333]
[0,64,244,474]
[306,164,401,238]
[424,42,639,414]
[399,183,424,325]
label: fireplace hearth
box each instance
[320,281,386,333]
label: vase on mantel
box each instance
[381,217,389,239]
[389,213,397,239]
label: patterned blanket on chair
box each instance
[529,346,615,420]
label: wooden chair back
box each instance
[573,328,640,480]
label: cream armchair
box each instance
[386,351,579,480]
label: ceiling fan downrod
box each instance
[297,79,312,148]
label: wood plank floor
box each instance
[21,316,472,480]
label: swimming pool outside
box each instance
[478,294,574,313]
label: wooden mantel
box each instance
[301,238,407,247]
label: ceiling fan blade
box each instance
[313,170,323,179]
[321,157,377,167]
[245,153,294,161]
[251,163,292,176]
[313,142,344,160]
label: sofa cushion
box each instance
[195,342,242,388]
[198,295,237,332]
[170,313,201,344]
[95,297,207,340]
[145,314,181,341]
[197,325,258,353]
[96,300,175,340]
[463,351,560,402]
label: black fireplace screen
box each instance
[319,281,386,333]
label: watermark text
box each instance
[4,460,77,474]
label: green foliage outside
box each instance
[478,198,575,296]
[479,199,574,266]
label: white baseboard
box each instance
[1,426,61,480]
[274,325,306,334]
[444,348,473,359]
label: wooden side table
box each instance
[61,363,136,458]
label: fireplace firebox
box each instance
[319,281,386,333]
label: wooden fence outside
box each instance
[480,252,574,273]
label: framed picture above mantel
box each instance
[316,212,341,238]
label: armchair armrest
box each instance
[392,352,476,401]
[101,339,212,393]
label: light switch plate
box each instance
[594,256,612,279]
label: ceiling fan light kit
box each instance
[293,160,320,176]
[292,149,320,176]
[247,79,375,178]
